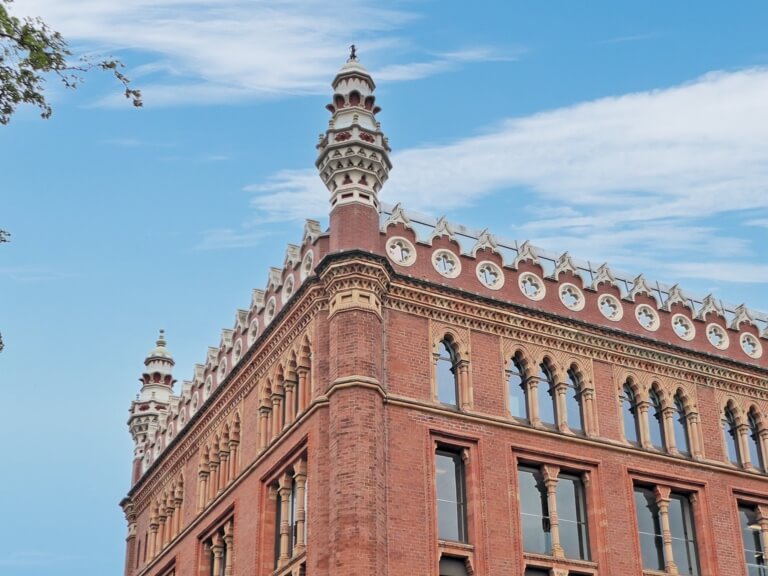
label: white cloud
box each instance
[18,0,507,105]
[237,68,768,295]
[196,228,271,250]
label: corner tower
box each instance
[127,330,176,485]
[316,47,392,252]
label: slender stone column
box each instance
[663,406,677,453]
[297,367,310,413]
[258,405,271,451]
[223,520,234,576]
[278,473,293,567]
[739,425,753,468]
[528,378,541,427]
[211,533,225,576]
[284,380,297,425]
[637,400,652,449]
[199,541,212,576]
[219,437,230,490]
[148,510,159,559]
[294,459,308,555]
[164,502,175,545]
[271,393,284,438]
[759,430,768,470]
[228,438,239,481]
[542,465,564,558]
[198,461,210,512]
[654,486,678,575]
[173,484,183,537]
[209,453,220,500]
[555,382,569,433]
[582,387,597,437]
[758,505,768,556]
[457,360,472,410]
[687,412,703,458]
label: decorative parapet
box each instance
[382,202,413,231]
[731,304,756,330]
[551,252,579,280]
[696,294,725,321]
[251,289,265,311]
[471,229,499,256]
[429,216,457,244]
[590,263,619,291]
[664,284,694,312]
[303,219,322,245]
[627,274,653,302]
[513,240,539,269]
[285,244,301,268]
[268,268,283,292]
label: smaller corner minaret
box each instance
[317,46,392,252]
[127,330,176,485]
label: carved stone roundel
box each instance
[706,323,729,350]
[432,249,461,278]
[519,272,545,301]
[671,314,695,341]
[635,304,660,332]
[559,282,584,311]
[300,250,314,281]
[598,294,623,321]
[741,333,763,358]
[476,261,504,290]
[386,236,417,267]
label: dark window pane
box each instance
[508,358,528,420]
[437,342,458,406]
[623,385,640,444]
[518,467,550,554]
[634,487,665,570]
[674,396,691,456]
[557,474,589,560]
[565,370,583,433]
[724,408,742,465]
[439,556,469,576]
[749,414,764,471]
[436,451,466,542]
[740,505,766,574]
[538,365,556,425]
[649,390,665,450]
[669,494,699,575]
[524,569,550,576]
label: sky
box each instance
[1,1,768,574]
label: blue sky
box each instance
[2,1,768,574]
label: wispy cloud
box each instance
[238,68,768,285]
[0,267,78,282]
[597,33,656,45]
[0,550,82,567]
[19,0,510,106]
[196,228,272,250]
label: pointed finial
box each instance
[349,44,357,61]
[157,329,166,347]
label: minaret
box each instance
[127,330,176,485]
[316,46,392,253]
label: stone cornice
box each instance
[384,276,768,395]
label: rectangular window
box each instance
[439,556,469,576]
[740,505,767,576]
[634,486,699,575]
[518,465,590,560]
[436,450,467,542]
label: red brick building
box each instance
[121,54,768,576]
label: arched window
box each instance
[507,355,528,421]
[723,405,742,466]
[622,383,641,445]
[672,394,691,456]
[537,363,557,426]
[437,340,459,407]
[648,388,665,450]
[748,410,764,472]
[565,368,584,433]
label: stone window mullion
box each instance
[258,404,271,451]
[654,486,678,574]
[457,359,471,410]
[582,387,597,437]
[198,460,210,512]
[211,532,225,576]
[294,459,308,555]
[542,464,564,559]
[637,400,652,449]
[278,473,293,567]
[528,377,541,426]
[223,520,234,576]
[173,483,183,538]
[554,381,568,433]
[297,366,310,414]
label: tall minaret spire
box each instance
[127,330,177,484]
[317,48,392,252]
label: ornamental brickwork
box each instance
[121,53,768,576]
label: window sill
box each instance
[523,552,598,574]
[273,551,306,576]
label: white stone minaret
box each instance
[316,46,392,252]
[128,330,176,484]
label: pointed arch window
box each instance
[723,406,742,466]
[565,368,584,433]
[537,363,557,426]
[506,354,528,421]
[673,394,691,456]
[622,383,641,445]
[748,410,765,472]
[649,388,666,450]
[437,340,459,407]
